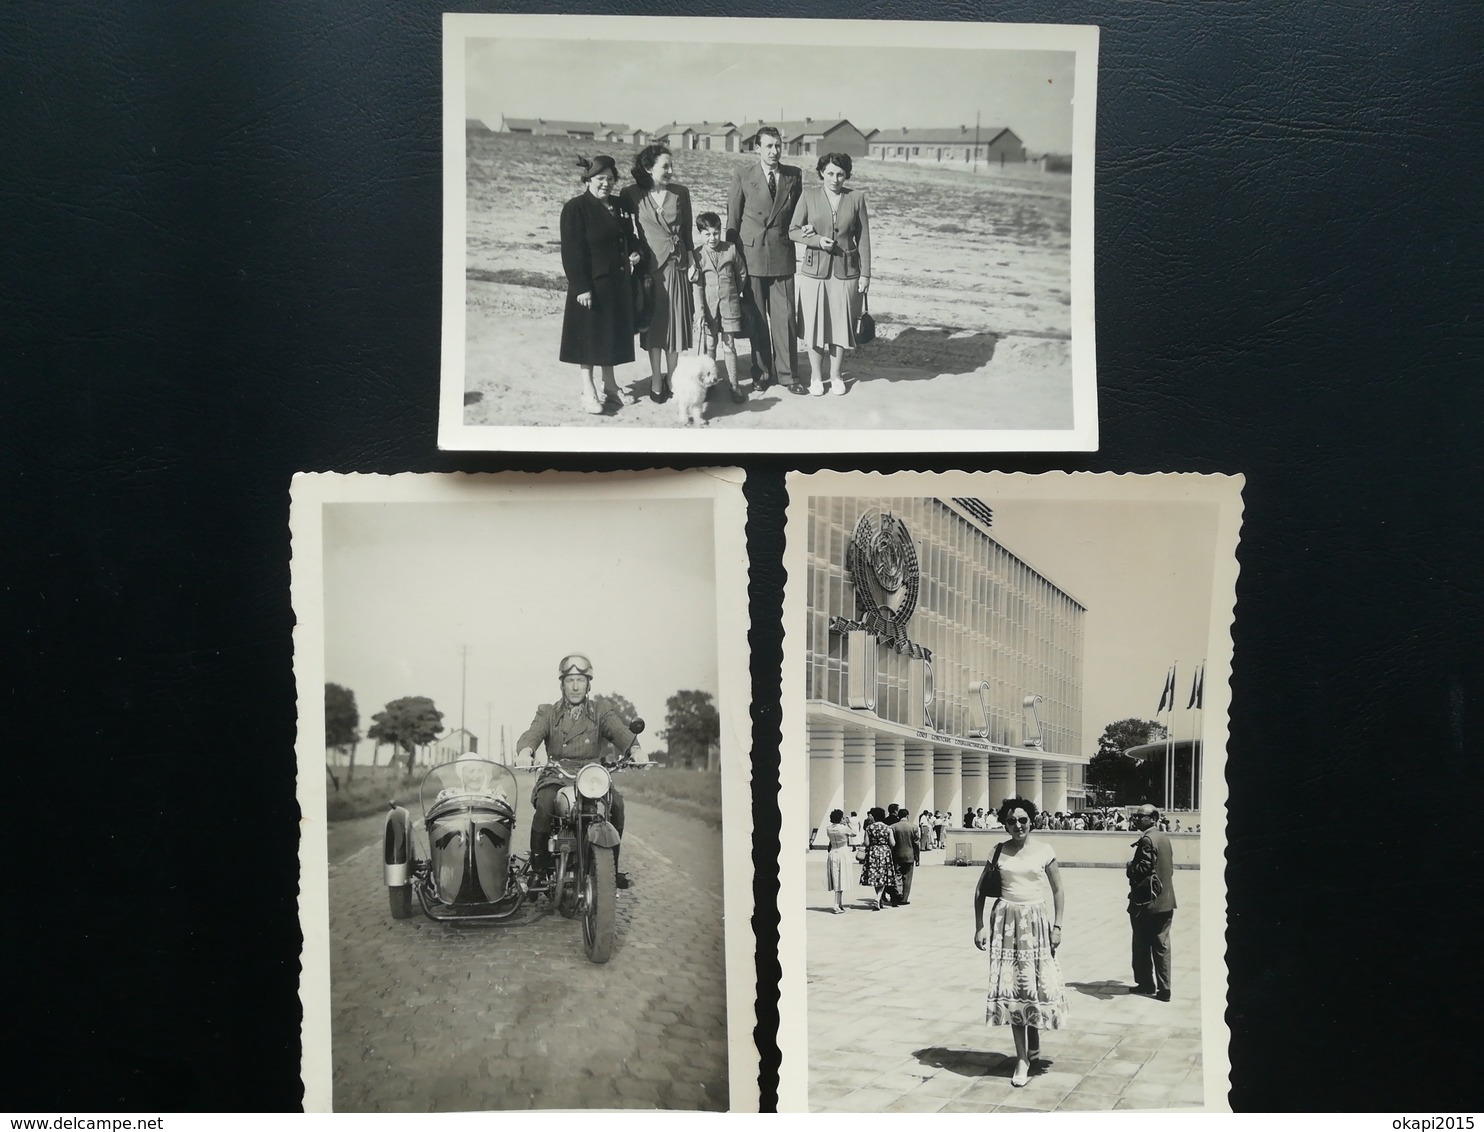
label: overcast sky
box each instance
[323,499,718,759]
[465,38,1077,153]
[990,498,1222,757]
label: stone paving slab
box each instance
[805,847,1212,1112]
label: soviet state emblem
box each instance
[846,511,920,637]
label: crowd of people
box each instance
[820,799,1180,1090]
[557,126,871,417]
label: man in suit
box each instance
[727,126,802,391]
[1126,803,1178,1000]
[886,804,921,906]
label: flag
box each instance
[1187,665,1204,711]
[1157,665,1176,713]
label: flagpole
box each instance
[1192,661,1205,812]
[1163,664,1175,813]
[1168,662,1176,812]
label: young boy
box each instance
[692,212,748,402]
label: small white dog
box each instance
[669,354,723,426]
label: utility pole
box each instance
[459,644,468,754]
[973,111,981,175]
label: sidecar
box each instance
[384,757,529,922]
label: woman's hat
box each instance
[577,154,619,182]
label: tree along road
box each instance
[322,797,730,1112]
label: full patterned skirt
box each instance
[796,274,862,351]
[859,843,900,890]
[984,898,1067,1029]
[640,257,694,354]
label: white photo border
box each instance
[777,470,1242,1112]
[290,468,757,1112]
[439,14,1099,454]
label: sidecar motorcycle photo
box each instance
[381,745,635,963]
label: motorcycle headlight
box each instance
[575,764,611,800]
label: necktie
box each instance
[768,171,776,200]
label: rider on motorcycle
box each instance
[517,653,639,889]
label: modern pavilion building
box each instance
[805,496,1088,843]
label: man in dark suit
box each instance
[886,804,921,906]
[1126,803,1178,1000]
[726,126,802,392]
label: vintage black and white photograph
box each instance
[291,470,755,1112]
[777,471,1240,1112]
[439,14,1098,454]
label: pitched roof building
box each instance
[500,117,630,141]
[865,125,1027,165]
[649,121,741,152]
[740,119,870,158]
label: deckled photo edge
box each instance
[776,470,1241,1114]
[291,468,756,1112]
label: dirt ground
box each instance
[463,135,1074,431]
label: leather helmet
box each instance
[558,653,594,680]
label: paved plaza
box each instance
[805,847,1212,1112]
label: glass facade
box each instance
[806,497,1086,764]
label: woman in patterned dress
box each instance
[858,806,900,910]
[619,144,695,402]
[973,795,1067,1088]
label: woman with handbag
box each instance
[619,144,696,403]
[857,806,899,911]
[973,795,1067,1088]
[824,808,853,914]
[558,155,642,413]
[787,152,871,397]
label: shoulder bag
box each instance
[979,842,1005,899]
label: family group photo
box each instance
[778,472,1239,1112]
[291,471,755,1112]
[439,15,1097,451]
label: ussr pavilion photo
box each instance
[778,471,1241,1113]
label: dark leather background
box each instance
[3,0,1482,1112]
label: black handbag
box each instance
[627,213,655,333]
[855,291,875,344]
[631,269,654,333]
[979,842,1005,899]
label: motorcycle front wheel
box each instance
[582,845,617,963]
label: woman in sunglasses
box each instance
[973,795,1067,1088]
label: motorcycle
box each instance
[382,721,642,964]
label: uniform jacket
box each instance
[517,699,637,771]
[1127,827,1178,914]
[559,192,636,297]
[726,161,803,278]
[789,185,871,281]
[889,816,920,865]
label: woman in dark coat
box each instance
[559,155,641,413]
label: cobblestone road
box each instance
[328,799,729,1112]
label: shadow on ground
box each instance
[860,328,999,380]
[912,1046,1014,1079]
[1067,979,1138,1001]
